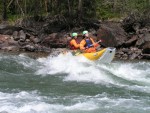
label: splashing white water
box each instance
[35,53,150,93]
[36,53,114,84]
[1,52,150,92]
[0,53,150,113]
[99,62,150,84]
[0,91,99,113]
[36,54,150,82]
[0,91,149,113]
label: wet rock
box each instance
[142,54,150,59]
[97,22,127,47]
[23,45,35,52]
[33,37,40,44]
[30,36,40,44]
[116,50,124,55]
[1,46,19,51]
[124,35,138,46]
[127,50,133,55]
[30,44,51,52]
[51,48,66,56]
[19,30,26,42]
[18,40,27,46]
[26,39,31,43]
[12,31,20,41]
[135,37,145,47]
[0,35,7,43]
[143,33,150,42]
[122,48,129,53]
[122,11,150,33]
[142,42,150,54]
[0,25,22,35]
[115,54,121,58]
[0,35,11,49]
[41,33,57,45]
[40,46,51,52]
[40,32,67,48]
[129,53,139,60]
[8,38,19,46]
[122,53,128,60]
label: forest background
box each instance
[0,0,150,22]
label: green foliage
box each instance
[0,0,149,22]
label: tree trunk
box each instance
[24,0,27,14]
[2,0,7,20]
[45,0,48,14]
[78,0,83,22]
[33,0,39,16]
[67,0,71,16]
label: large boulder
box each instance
[41,33,57,47]
[135,34,145,47]
[96,22,127,47]
[0,24,22,35]
[0,34,20,51]
[124,35,138,47]
[143,33,150,42]
[41,32,67,48]
[122,11,150,33]
[19,30,26,42]
[12,31,20,41]
[136,32,150,48]
[142,42,150,54]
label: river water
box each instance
[0,52,150,113]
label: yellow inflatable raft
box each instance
[75,47,116,63]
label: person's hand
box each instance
[94,43,99,47]
[85,46,89,49]
[99,39,102,42]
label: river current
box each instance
[0,52,150,113]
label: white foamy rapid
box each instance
[1,53,150,93]
[36,52,113,83]
[0,53,40,72]
[0,91,99,113]
[36,53,150,91]
[0,91,149,113]
[0,53,150,113]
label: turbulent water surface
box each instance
[0,52,150,113]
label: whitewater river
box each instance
[0,52,150,113]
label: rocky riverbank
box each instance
[0,14,150,60]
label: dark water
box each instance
[0,53,150,113]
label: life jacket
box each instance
[69,39,80,50]
[85,38,93,48]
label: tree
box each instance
[2,0,7,20]
[78,0,83,21]
[67,0,71,16]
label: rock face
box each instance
[97,22,128,47]
[0,14,150,60]
[124,35,138,47]
[142,42,150,54]
[0,34,19,51]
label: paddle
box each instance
[85,39,102,49]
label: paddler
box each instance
[68,32,80,50]
[80,30,100,53]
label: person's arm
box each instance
[90,38,96,44]
[80,40,86,50]
[90,38,100,47]
[71,39,80,48]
